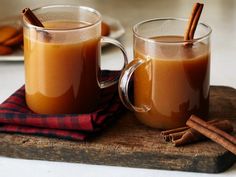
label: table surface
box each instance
[0,0,236,176]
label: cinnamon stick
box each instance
[22,8,51,41]
[184,3,200,41]
[184,3,204,45]
[187,115,236,155]
[189,4,204,39]
[161,126,189,141]
[173,128,199,146]
[22,8,44,27]
[170,131,187,141]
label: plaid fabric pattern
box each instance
[0,71,123,141]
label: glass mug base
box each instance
[134,101,209,130]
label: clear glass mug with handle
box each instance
[119,18,211,130]
[23,5,128,114]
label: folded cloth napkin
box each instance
[0,71,123,141]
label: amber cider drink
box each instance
[134,36,210,129]
[24,21,101,114]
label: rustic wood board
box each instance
[0,86,235,173]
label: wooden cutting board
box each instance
[0,86,235,173]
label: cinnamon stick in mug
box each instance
[184,3,204,46]
[22,8,44,27]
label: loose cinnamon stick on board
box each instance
[22,8,44,27]
[184,3,204,45]
[161,126,189,141]
[187,115,236,155]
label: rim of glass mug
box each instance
[133,17,212,44]
[22,5,101,31]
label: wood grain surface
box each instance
[0,86,235,173]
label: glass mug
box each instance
[23,5,128,114]
[119,18,212,130]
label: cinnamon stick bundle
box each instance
[161,116,236,155]
[161,119,234,146]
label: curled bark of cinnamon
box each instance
[22,8,51,41]
[161,126,188,142]
[22,8,44,27]
[184,3,204,46]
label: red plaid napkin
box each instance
[0,71,123,141]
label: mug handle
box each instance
[99,36,128,89]
[118,58,151,112]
